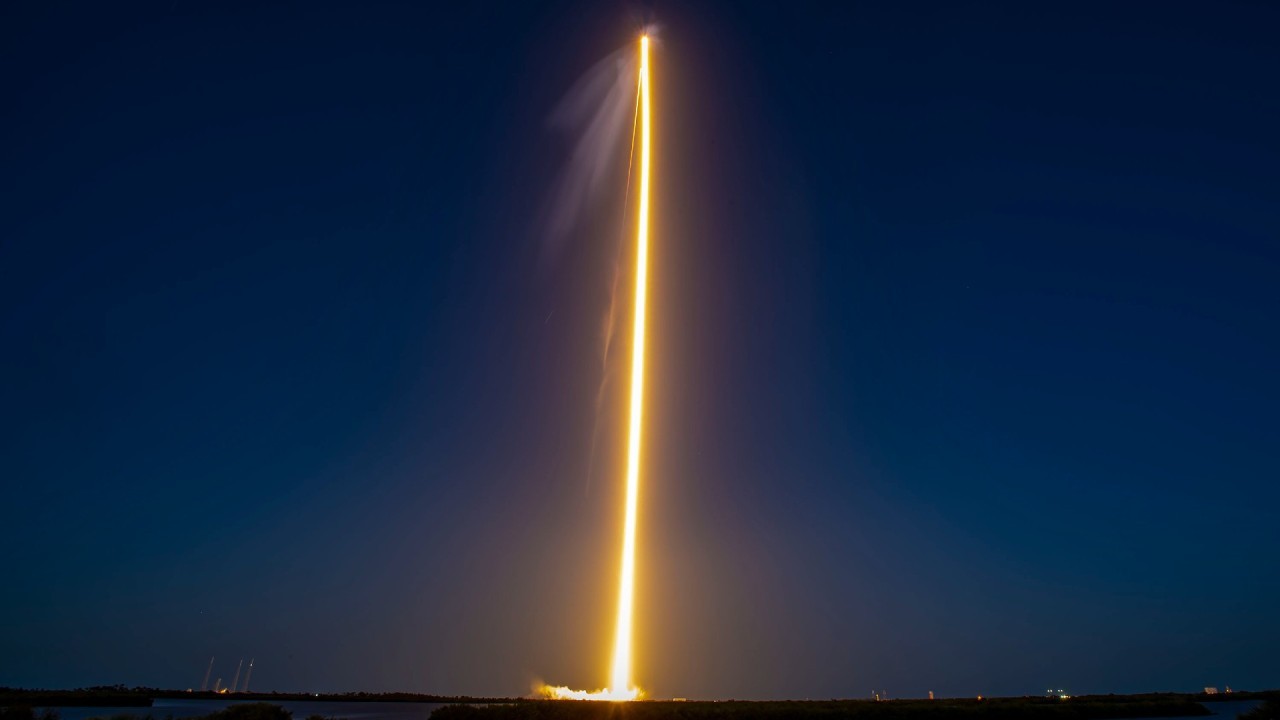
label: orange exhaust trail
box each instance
[544,34,651,702]
[610,32,650,697]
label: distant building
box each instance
[1204,688,1219,695]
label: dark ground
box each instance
[431,696,1217,720]
[5,688,1277,720]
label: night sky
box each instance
[3,0,1278,701]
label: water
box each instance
[46,699,447,720]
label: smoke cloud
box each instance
[540,47,639,269]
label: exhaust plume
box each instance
[540,48,638,269]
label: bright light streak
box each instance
[542,35,650,703]
[610,32,650,698]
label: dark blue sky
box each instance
[3,0,1278,701]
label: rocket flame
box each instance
[611,32,651,699]
[542,34,651,703]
